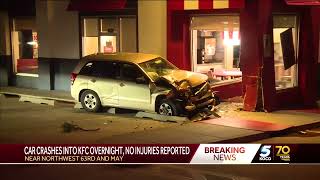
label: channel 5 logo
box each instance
[259,145,272,161]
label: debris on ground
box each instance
[225,96,244,103]
[213,102,243,117]
[62,122,100,133]
[103,120,113,125]
[190,108,220,122]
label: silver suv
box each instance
[71,53,219,116]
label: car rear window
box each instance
[79,61,120,79]
[79,62,93,76]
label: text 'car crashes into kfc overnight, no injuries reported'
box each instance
[70,52,220,118]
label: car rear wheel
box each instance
[157,99,179,116]
[80,90,101,112]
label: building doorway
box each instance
[11,17,38,77]
[190,15,241,85]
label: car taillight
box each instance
[71,73,78,85]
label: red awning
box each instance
[285,0,320,5]
[67,0,127,12]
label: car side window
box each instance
[92,61,120,79]
[120,63,147,83]
[108,62,120,79]
[79,62,94,76]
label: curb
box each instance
[0,91,76,106]
[135,111,188,122]
[215,121,320,143]
[19,96,55,106]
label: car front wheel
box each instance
[157,99,179,116]
[80,90,102,112]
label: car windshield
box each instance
[139,57,177,81]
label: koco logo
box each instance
[259,145,272,161]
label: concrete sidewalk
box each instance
[1,86,320,144]
[98,108,320,143]
[91,101,320,143]
[97,122,265,144]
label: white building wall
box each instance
[36,0,79,59]
[138,0,167,58]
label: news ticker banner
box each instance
[0,144,319,164]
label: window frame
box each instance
[80,15,137,57]
[272,13,300,91]
[119,62,150,84]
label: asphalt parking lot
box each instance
[0,95,178,144]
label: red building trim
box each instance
[285,0,320,5]
[199,0,213,10]
[212,81,243,100]
[229,0,245,8]
[167,0,186,70]
[67,0,127,12]
[167,0,319,111]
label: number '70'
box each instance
[275,146,290,155]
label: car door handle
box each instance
[120,83,125,87]
[90,79,96,83]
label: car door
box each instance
[118,63,152,111]
[87,61,120,107]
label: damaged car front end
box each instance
[139,57,220,117]
[159,73,220,115]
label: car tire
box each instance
[80,90,102,112]
[157,99,179,116]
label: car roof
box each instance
[82,52,160,64]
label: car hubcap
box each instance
[159,103,173,116]
[84,93,97,109]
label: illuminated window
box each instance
[11,17,38,76]
[273,15,298,90]
[191,16,241,84]
[82,18,99,56]
[81,16,137,57]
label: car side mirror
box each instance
[136,76,147,84]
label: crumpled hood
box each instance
[161,70,208,87]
